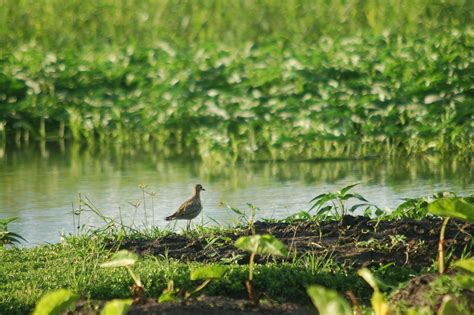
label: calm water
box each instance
[0,142,472,246]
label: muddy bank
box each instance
[117,216,473,269]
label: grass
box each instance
[0,232,382,314]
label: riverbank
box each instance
[1,212,473,314]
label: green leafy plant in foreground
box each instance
[186,265,228,299]
[235,234,288,304]
[32,289,79,315]
[427,197,474,274]
[100,250,144,302]
[101,299,133,315]
[310,183,381,219]
[0,217,26,246]
[454,258,474,291]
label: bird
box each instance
[165,184,205,232]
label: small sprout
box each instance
[100,250,143,301]
[0,217,26,246]
[101,299,133,315]
[428,197,474,274]
[33,289,79,315]
[235,234,288,303]
[186,265,228,299]
[306,285,352,315]
[158,280,180,303]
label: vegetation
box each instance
[0,1,473,160]
[1,190,473,314]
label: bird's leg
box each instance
[187,220,191,233]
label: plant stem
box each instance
[249,252,255,281]
[438,217,450,274]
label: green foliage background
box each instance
[0,0,473,160]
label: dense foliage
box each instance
[1,32,472,160]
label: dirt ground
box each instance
[117,216,474,269]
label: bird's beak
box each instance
[201,188,206,191]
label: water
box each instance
[0,142,472,246]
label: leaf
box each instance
[342,193,369,202]
[358,268,379,290]
[309,192,328,203]
[437,295,461,315]
[190,265,227,280]
[349,203,370,213]
[340,183,360,195]
[454,275,474,291]
[158,291,179,303]
[358,268,389,315]
[100,299,133,315]
[0,217,17,226]
[453,258,474,275]
[306,285,352,315]
[33,289,79,315]
[427,198,474,223]
[235,234,288,256]
[100,250,138,268]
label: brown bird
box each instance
[165,184,205,231]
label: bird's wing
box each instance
[173,197,195,215]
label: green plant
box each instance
[306,285,352,315]
[185,265,228,299]
[32,289,79,315]
[235,234,288,303]
[101,299,133,315]
[0,217,26,246]
[221,202,260,234]
[310,183,379,219]
[453,258,474,291]
[357,268,390,315]
[100,250,144,302]
[427,197,474,274]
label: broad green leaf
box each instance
[100,299,133,315]
[190,265,227,280]
[306,285,352,315]
[427,198,474,223]
[100,250,138,268]
[454,275,474,291]
[453,258,474,275]
[0,217,17,226]
[340,183,360,195]
[33,289,79,315]
[437,295,461,315]
[235,234,288,256]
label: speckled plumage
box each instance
[165,184,205,223]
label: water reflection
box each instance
[0,142,472,245]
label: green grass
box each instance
[0,228,418,314]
